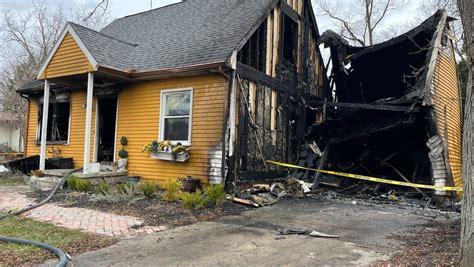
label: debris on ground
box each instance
[234,177,314,207]
[227,196,259,208]
[0,165,9,173]
[278,227,339,239]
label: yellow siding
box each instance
[26,90,97,167]
[40,32,94,79]
[116,74,228,185]
[432,46,463,189]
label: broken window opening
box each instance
[238,20,267,72]
[281,14,298,65]
[37,97,71,144]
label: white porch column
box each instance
[39,79,50,170]
[83,72,94,174]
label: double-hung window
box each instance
[160,89,193,145]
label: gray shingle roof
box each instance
[73,0,275,73]
[69,22,137,71]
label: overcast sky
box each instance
[0,0,423,37]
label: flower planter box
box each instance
[150,151,189,162]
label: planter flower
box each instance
[143,140,190,162]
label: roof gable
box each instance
[37,23,98,79]
[69,23,137,72]
[37,0,276,78]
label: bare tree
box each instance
[82,0,109,22]
[458,0,473,265]
[420,0,465,60]
[0,0,110,141]
[316,0,405,46]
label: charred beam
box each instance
[308,100,420,112]
[280,0,299,22]
[329,117,416,144]
[238,170,288,183]
[236,62,295,94]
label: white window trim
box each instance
[159,88,193,146]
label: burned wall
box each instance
[230,0,326,187]
[306,10,461,200]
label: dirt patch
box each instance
[28,190,249,228]
[375,219,460,266]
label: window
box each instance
[282,14,298,65]
[37,97,71,144]
[160,89,193,145]
[238,20,267,72]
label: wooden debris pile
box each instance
[231,178,313,207]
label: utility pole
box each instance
[150,0,153,10]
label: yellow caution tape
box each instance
[267,160,463,192]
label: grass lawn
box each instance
[0,215,117,266]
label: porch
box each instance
[33,70,127,174]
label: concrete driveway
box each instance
[69,196,453,266]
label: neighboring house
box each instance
[0,112,23,153]
[17,0,326,186]
[309,10,462,201]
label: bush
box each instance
[117,183,135,198]
[118,149,128,159]
[67,176,79,190]
[139,181,158,198]
[75,179,92,192]
[181,190,205,209]
[120,136,128,146]
[161,179,182,202]
[97,181,110,195]
[203,184,226,208]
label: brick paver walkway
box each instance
[0,186,166,239]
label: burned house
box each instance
[16,0,326,188]
[306,10,462,201]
